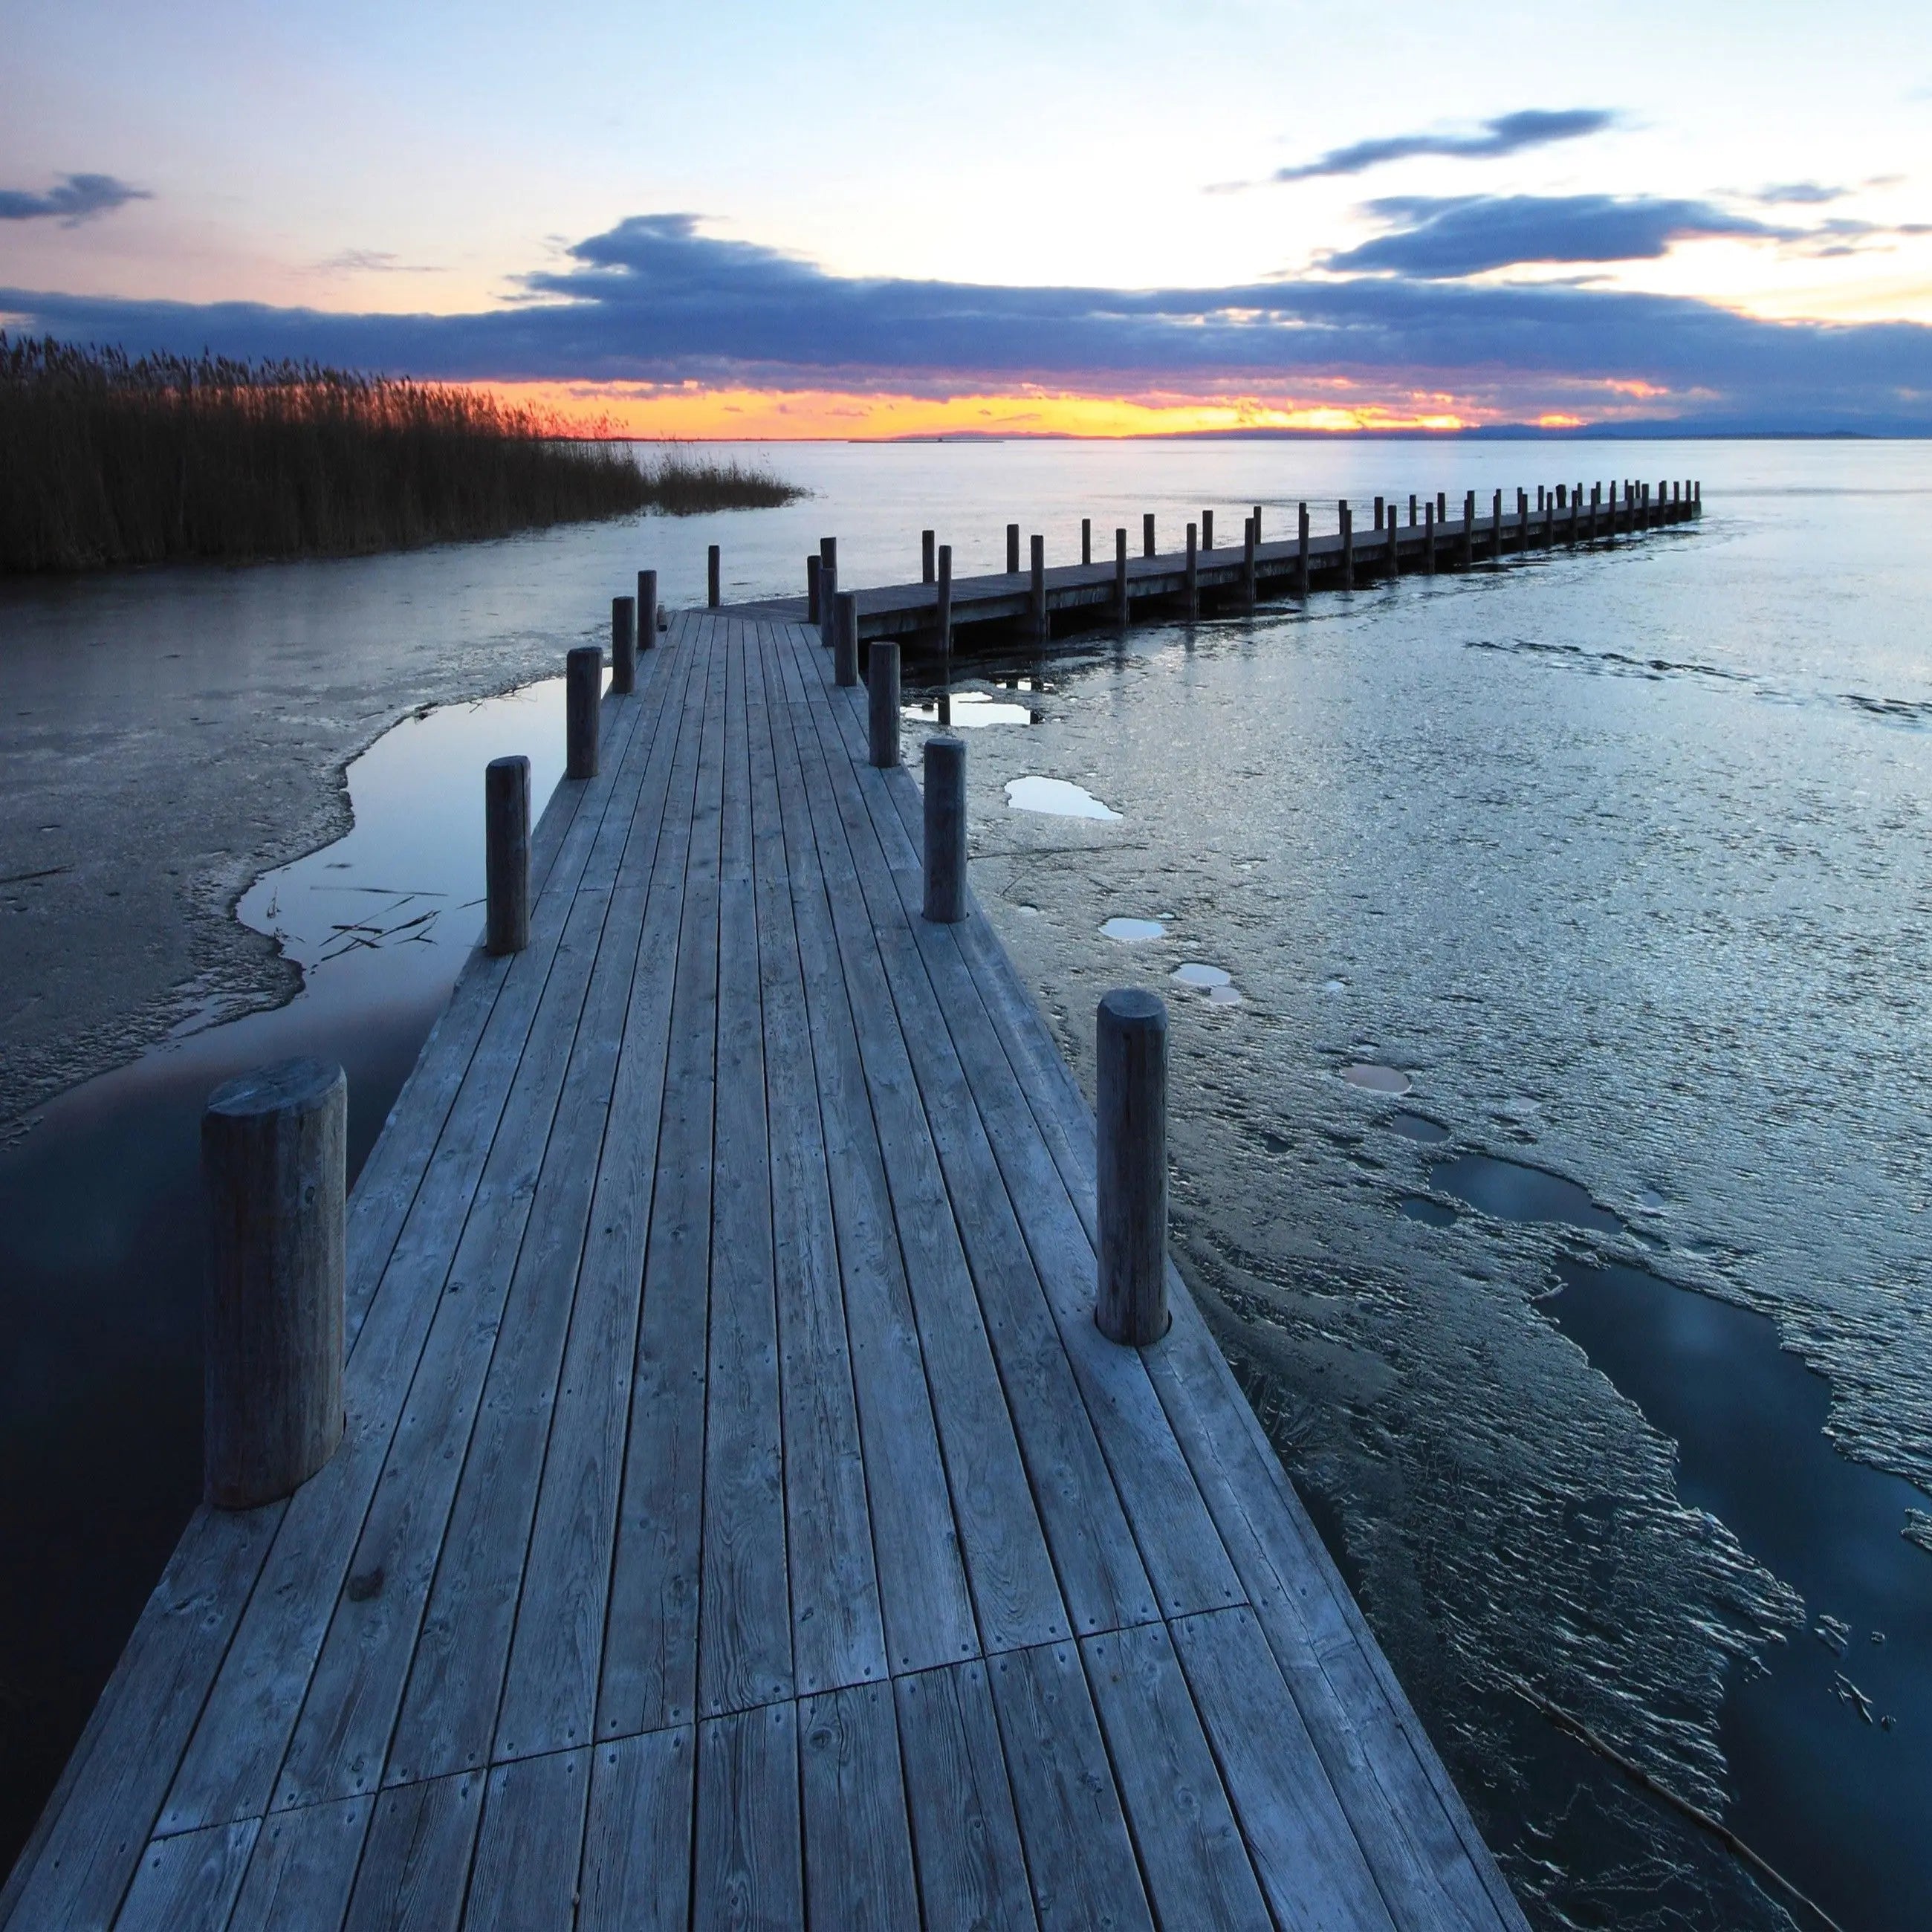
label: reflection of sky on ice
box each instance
[1004,775,1119,819]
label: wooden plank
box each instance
[762,625,1068,1657]
[577,1728,695,1932]
[597,635,729,1740]
[692,1702,803,1932]
[698,625,793,1718]
[491,629,710,1763]
[894,1662,1037,1932]
[340,1771,483,1932]
[111,1820,258,1932]
[1171,1607,1397,1930]
[753,624,982,1679]
[742,623,889,1697]
[1080,1624,1270,1930]
[798,1682,919,1929]
[985,1642,1153,1932]
[225,1795,372,1930]
[461,1749,591,1932]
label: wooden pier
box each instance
[743,479,1701,644]
[4,612,1531,1931]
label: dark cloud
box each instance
[0,173,149,226]
[1268,109,1616,184]
[1327,194,1798,276]
[4,213,1929,431]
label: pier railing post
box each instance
[485,754,531,956]
[834,591,859,687]
[1082,516,1092,566]
[807,554,821,625]
[611,594,637,695]
[1007,523,1020,574]
[1095,991,1169,1346]
[923,734,967,924]
[1030,533,1048,639]
[1184,522,1199,617]
[1115,528,1129,625]
[922,529,936,583]
[1144,513,1155,558]
[1517,488,1528,550]
[1424,501,1436,573]
[1202,509,1213,550]
[1296,502,1309,596]
[1385,516,1400,580]
[1462,491,1476,568]
[1374,496,1384,531]
[820,537,838,643]
[1242,515,1257,608]
[202,1058,346,1509]
[868,640,901,768]
[707,544,721,608]
[1340,502,1354,591]
[1491,489,1504,565]
[566,644,601,779]
[638,568,658,649]
[937,544,953,658]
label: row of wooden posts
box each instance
[201,583,1170,1512]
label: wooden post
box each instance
[922,734,967,924]
[1081,516,1092,566]
[820,537,837,644]
[1436,490,1447,522]
[1694,480,1702,516]
[638,568,658,649]
[610,595,636,695]
[484,755,530,956]
[1144,512,1155,558]
[1373,496,1384,531]
[1030,534,1047,639]
[1094,991,1168,1346]
[1340,502,1354,590]
[807,555,821,624]
[937,544,953,657]
[202,1058,346,1509]
[834,591,859,688]
[566,644,600,779]
[1409,493,1418,525]
[1252,504,1262,545]
[1462,490,1476,568]
[1491,489,1504,564]
[1296,502,1310,595]
[867,640,901,768]
[1385,515,1400,580]
[707,545,720,609]
[1424,501,1436,573]
[1517,488,1528,550]
[1202,509,1213,550]
[1006,523,1020,574]
[1184,522,1199,616]
[1242,514,1257,607]
[1115,527,1129,625]
[922,529,936,583]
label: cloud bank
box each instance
[1269,109,1617,183]
[0,173,149,226]
[4,212,1929,431]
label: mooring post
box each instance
[923,734,967,924]
[937,544,953,656]
[1144,512,1155,558]
[1094,991,1169,1346]
[1252,504,1262,545]
[484,754,530,956]
[922,529,936,583]
[820,537,838,643]
[1115,527,1129,625]
[1340,501,1354,591]
[1517,488,1528,550]
[1184,522,1199,616]
[1462,490,1476,568]
[1386,515,1400,580]
[1006,523,1020,574]
[1424,500,1437,572]
[1202,509,1213,550]
[566,644,601,779]
[834,591,859,687]
[1694,480,1702,516]
[807,554,821,625]
[1242,515,1257,607]
[202,1057,346,1509]
[638,568,658,649]
[1490,489,1504,564]
[1374,496,1384,531]
[1437,490,1447,522]
[1030,534,1048,639]
[867,639,901,768]
[1410,493,1418,525]
[611,595,637,695]
[1296,502,1310,595]
[1082,516,1092,566]
[707,545,721,608]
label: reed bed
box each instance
[0,337,803,573]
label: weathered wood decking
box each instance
[3,614,1531,1931]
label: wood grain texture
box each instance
[341,1771,483,1932]
[226,1795,372,1930]
[693,1703,802,1932]
[799,1682,918,1929]
[461,1748,591,1932]
[578,1729,695,1932]
[111,1820,259,1932]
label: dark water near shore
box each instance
[3,439,1928,1929]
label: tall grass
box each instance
[0,337,803,574]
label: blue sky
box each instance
[2,0,1929,432]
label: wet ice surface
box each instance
[969,446,1932,1932]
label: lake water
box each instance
[1,438,1928,1929]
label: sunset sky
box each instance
[3,0,1929,435]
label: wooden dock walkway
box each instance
[3,613,1531,1931]
[737,482,1699,644]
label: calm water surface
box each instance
[2,438,1928,1931]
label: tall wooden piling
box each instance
[820,537,838,644]
[868,639,901,768]
[1202,509,1214,550]
[1409,493,1418,525]
[1385,516,1400,579]
[484,755,530,957]
[1006,523,1020,574]
[638,568,658,650]
[1030,534,1048,638]
[1115,527,1129,625]
[1340,502,1354,590]
[1144,513,1155,558]
[807,554,821,625]
[922,529,936,584]
[202,1058,346,1510]
[1462,491,1476,568]
[1374,496,1384,531]
[834,590,859,688]
[1095,991,1169,1346]
[1425,501,1437,572]
[922,734,967,924]
[1492,490,1505,564]
[707,545,721,608]
[611,595,637,695]
[1082,516,1092,566]
[1297,502,1310,596]
[1252,504,1262,545]
[936,544,953,658]
[1242,515,1257,607]
[566,644,600,779]
[1184,522,1199,616]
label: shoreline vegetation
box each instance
[0,337,804,574]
